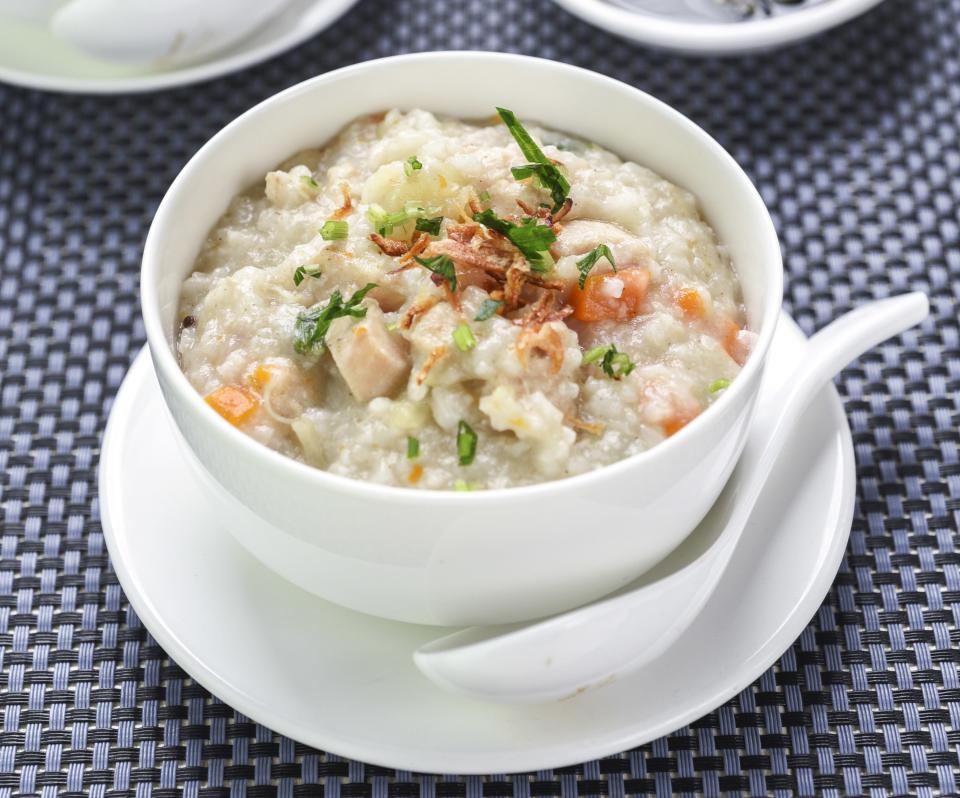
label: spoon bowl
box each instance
[414,292,929,703]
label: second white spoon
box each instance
[414,292,929,703]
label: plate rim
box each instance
[550,0,886,54]
[0,0,359,94]
[99,314,855,773]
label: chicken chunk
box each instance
[328,303,411,402]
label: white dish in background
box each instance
[551,0,886,54]
[99,312,854,774]
[0,0,358,94]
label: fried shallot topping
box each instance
[399,232,430,264]
[516,324,566,375]
[400,295,441,330]
[330,184,353,220]
[415,345,449,385]
[370,233,410,256]
[519,290,574,330]
[565,414,606,436]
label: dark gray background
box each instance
[1,0,958,795]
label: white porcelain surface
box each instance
[551,0,886,54]
[140,52,783,626]
[414,294,928,703]
[0,0,357,93]
[98,317,854,774]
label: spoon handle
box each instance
[727,292,930,553]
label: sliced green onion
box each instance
[300,175,320,193]
[293,266,322,286]
[583,344,635,380]
[474,298,504,322]
[576,244,616,289]
[456,420,478,466]
[709,378,731,394]
[453,479,479,492]
[404,156,423,176]
[415,216,443,236]
[407,436,420,459]
[414,254,457,292]
[478,190,491,203]
[453,323,477,352]
[366,203,411,236]
[320,220,349,241]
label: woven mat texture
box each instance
[1,0,959,795]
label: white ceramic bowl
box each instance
[552,0,886,54]
[141,52,783,626]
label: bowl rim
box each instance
[141,50,784,505]
[550,0,886,54]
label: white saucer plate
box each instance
[0,0,358,94]
[551,0,886,55]
[99,313,854,774]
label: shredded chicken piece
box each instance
[415,345,449,385]
[400,295,441,330]
[330,184,353,220]
[370,233,409,256]
[565,414,606,436]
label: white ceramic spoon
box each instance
[414,292,929,704]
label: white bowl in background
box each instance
[552,0,886,54]
[140,51,783,626]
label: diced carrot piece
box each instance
[677,288,706,319]
[721,320,747,366]
[662,410,699,438]
[250,365,273,391]
[571,268,650,322]
[205,385,260,427]
[408,464,424,484]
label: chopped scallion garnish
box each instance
[293,266,322,286]
[709,378,731,394]
[576,244,616,289]
[474,298,504,322]
[477,190,491,203]
[496,107,570,212]
[300,175,320,193]
[293,283,377,355]
[415,216,443,236]
[320,220,349,240]
[453,323,477,352]
[583,344,636,380]
[456,420,478,466]
[404,156,423,176]
[414,254,458,292]
[366,204,411,236]
[453,479,479,492]
[407,436,420,459]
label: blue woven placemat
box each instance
[1,0,959,795]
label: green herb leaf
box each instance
[293,283,377,355]
[472,209,556,271]
[457,420,478,466]
[414,254,458,292]
[496,107,570,212]
[407,436,420,459]
[293,266,322,286]
[474,298,504,321]
[576,244,617,289]
[404,156,423,176]
[583,344,635,380]
[415,216,443,236]
[320,220,349,241]
[709,378,731,394]
[453,323,477,352]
